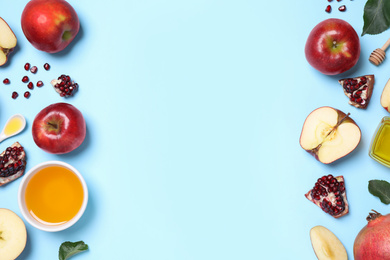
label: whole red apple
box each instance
[32,103,86,154]
[21,0,79,53]
[305,18,360,75]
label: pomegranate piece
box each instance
[339,75,374,109]
[339,5,346,11]
[24,91,30,98]
[21,76,29,83]
[3,78,10,84]
[325,5,331,13]
[30,66,37,73]
[51,74,78,97]
[27,82,33,90]
[305,174,349,218]
[44,63,50,71]
[12,92,18,99]
[0,142,26,186]
[24,63,30,71]
[36,80,43,87]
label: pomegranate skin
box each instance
[354,211,390,259]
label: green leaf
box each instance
[59,241,88,260]
[368,180,390,204]
[362,0,390,36]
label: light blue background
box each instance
[2,0,390,259]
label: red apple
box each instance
[21,0,80,53]
[305,18,360,75]
[32,103,86,154]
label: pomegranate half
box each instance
[354,210,390,259]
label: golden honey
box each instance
[3,116,23,136]
[25,166,84,225]
[369,117,390,167]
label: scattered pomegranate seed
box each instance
[325,5,331,13]
[36,81,43,87]
[328,0,333,1]
[51,74,78,97]
[24,91,30,98]
[30,66,37,74]
[3,78,10,84]
[21,76,29,83]
[337,0,342,1]
[24,63,30,71]
[44,63,50,71]
[339,5,346,11]
[27,82,33,90]
[12,92,18,99]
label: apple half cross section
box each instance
[299,107,361,164]
[380,78,390,113]
[310,226,348,260]
[0,17,17,66]
[0,208,27,260]
[339,75,374,109]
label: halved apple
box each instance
[0,208,27,260]
[310,226,348,260]
[380,79,390,113]
[0,17,17,66]
[299,106,361,164]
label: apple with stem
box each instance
[32,102,86,154]
[21,0,79,53]
[0,17,17,66]
[0,208,27,260]
[310,226,348,260]
[305,18,360,75]
[299,106,361,164]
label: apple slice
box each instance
[310,226,347,260]
[0,208,27,260]
[0,17,17,66]
[299,106,361,164]
[339,75,374,109]
[380,78,390,113]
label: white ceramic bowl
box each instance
[18,161,88,232]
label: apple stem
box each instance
[47,122,58,129]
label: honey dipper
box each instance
[369,38,390,65]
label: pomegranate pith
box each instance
[305,174,349,218]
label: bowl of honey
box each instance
[18,161,88,232]
[369,116,390,168]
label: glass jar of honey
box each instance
[369,117,390,167]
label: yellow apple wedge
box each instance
[0,208,27,260]
[0,17,17,66]
[380,79,390,113]
[299,107,361,164]
[310,226,348,260]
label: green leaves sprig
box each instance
[362,0,390,36]
[368,180,390,204]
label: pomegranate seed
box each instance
[27,82,33,90]
[22,76,29,83]
[30,66,37,74]
[24,91,30,98]
[328,0,333,1]
[36,81,43,87]
[339,5,346,11]
[325,5,331,13]
[11,92,18,99]
[337,0,342,1]
[44,63,50,70]
[3,78,10,84]
[24,63,30,71]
